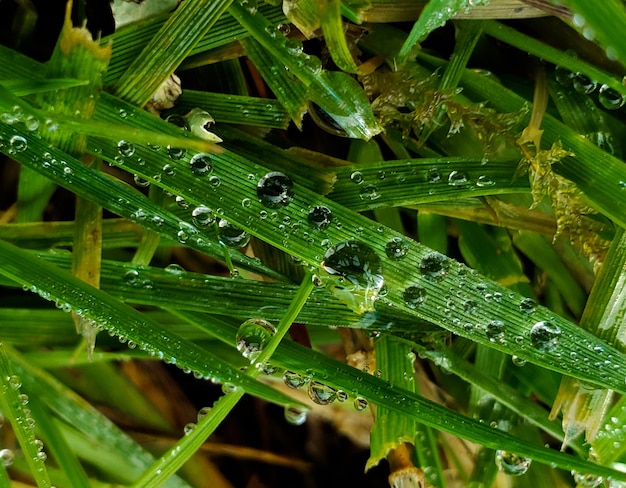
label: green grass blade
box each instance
[0,239,303,409]
[0,343,52,487]
[320,0,360,73]
[0,78,89,96]
[112,0,234,106]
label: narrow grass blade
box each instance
[319,0,360,73]
[0,78,89,96]
[0,343,52,487]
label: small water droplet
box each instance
[307,206,333,229]
[283,371,308,389]
[448,170,469,186]
[529,321,561,352]
[133,174,150,187]
[307,381,337,405]
[163,163,176,176]
[485,320,505,343]
[598,84,625,110]
[360,184,380,201]
[519,298,536,314]
[189,153,213,176]
[191,206,215,226]
[385,237,410,260]
[257,171,294,209]
[217,219,250,248]
[354,397,368,411]
[573,73,598,94]
[9,135,27,152]
[512,355,527,367]
[183,423,196,435]
[476,175,495,187]
[495,450,531,476]
[403,285,426,308]
[350,171,363,184]
[8,375,21,389]
[166,114,189,130]
[419,252,449,281]
[197,406,211,421]
[167,146,186,160]
[175,195,190,208]
[284,404,307,425]
[236,318,276,362]
[117,140,135,157]
[426,168,442,183]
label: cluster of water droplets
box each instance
[555,64,626,111]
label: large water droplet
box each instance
[350,171,363,184]
[307,381,337,405]
[598,84,625,110]
[236,318,276,362]
[385,237,410,260]
[167,146,186,160]
[0,449,14,467]
[284,404,307,425]
[257,171,294,209]
[448,171,468,186]
[519,298,536,314]
[217,219,250,248]
[419,252,449,281]
[495,450,531,476]
[529,321,561,352]
[189,153,213,176]
[9,135,27,152]
[571,471,604,487]
[403,285,426,308]
[307,206,333,229]
[354,397,368,411]
[321,240,383,290]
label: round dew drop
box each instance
[495,450,531,476]
[217,219,250,248]
[419,252,450,282]
[519,298,537,314]
[572,73,598,95]
[192,206,215,227]
[257,171,294,209]
[167,146,186,160]
[321,240,384,290]
[529,321,561,352]
[0,449,14,467]
[189,153,213,176]
[117,140,135,157]
[485,320,505,343]
[571,471,604,488]
[598,84,625,110]
[354,397,368,411]
[236,318,276,362]
[385,237,410,260]
[307,206,333,229]
[403,285,426,308]
[283,371,308,389]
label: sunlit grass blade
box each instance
[0,78,89,96]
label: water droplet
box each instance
[284,404,307,425]
[209,175,221,187]
[321,240,383,290]
[385,237,410,260]
[529,321,561,352]
[217,219,250,248]
[360,184,380,201]
[197,406,211,421]
[336,390,348,402]
[350,171,363,184]
[512,355,527,367]
[8,375,21,389]
[307,206,333,229]
[165,114,189,130]
[426,168,441,183]
[9,135,27,152]
[175,195,190,209]
[24,116,39,131]
[0,449,14,467]
[124,269,140,286]
[476,175,495,187]
[117,140,135,157]
[192,206,215,226]
[222,382,240,394]
[163,163,175,176]
[164,264,185,276]
[495,450,531,476]
[573,73,598,94]
[257,171,294,209]
[419,252,450,281]
[307,381,337,405]
[519,298,536,314]
[354,397,368,411]
[598,84,625,109]
[485,320,505,343]
[403,285,426,308]
[236,318,276,362]
[448,170,468,186]
[189,153,213,176]
[183,423,196,435]
[133,175,150,187]
[167,146,186,160]
[283,370,308,389]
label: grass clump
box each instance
[1,0,626,486]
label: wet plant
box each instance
[1,0,626,487]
